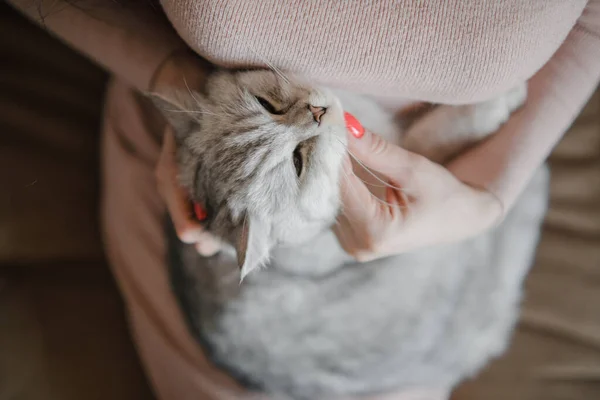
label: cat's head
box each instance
[151,69,347,277]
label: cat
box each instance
[151,69,548,400]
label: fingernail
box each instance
[180,229,203,244]
[195,237,221,257]
[344,112,365,139]
[193,202,207,221]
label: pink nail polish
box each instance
[193,202,207,221]
[344,112,365,139]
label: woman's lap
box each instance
[100,77,254,400]
[101,76,600,400]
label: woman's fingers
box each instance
[344,113,450,199]
[334,155,398,260]
[156,128,221,255]
[347,128,426,186]
[338,157,381,225]
[337,113,506,260]
[194,235,222,257]
[157,128,199,240]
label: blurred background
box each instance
[1,2,598,399]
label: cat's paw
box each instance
[399,82,528,164]
[503,82,528,113]
[470,82,527,135]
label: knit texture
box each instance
[161,0,586,104]
[161,0,600,211]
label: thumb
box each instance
[344,112,424,180]
[338,156,381,224]
[334,156,386,257]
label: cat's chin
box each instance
[270,229,351,277]
[210,229,349,278]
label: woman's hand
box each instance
[152,50,221,256]
[156,127,222,255]
[334,115,504,262]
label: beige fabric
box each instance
[163,0,584,103]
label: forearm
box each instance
[7,0,186,91]
[449,1,600,211]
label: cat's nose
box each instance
[308,105,327,123]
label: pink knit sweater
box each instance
[160,0,600,210]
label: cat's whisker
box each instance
[169,76,230,119]
[217,104,236,118]
[337,166,410,215]
[183,75,206,109]
[245,43,291,85]
[164,109,219,116]
[335,147,381,190]
[336,148,412,214]
[344,171,394,189]
[335,210,364,227]
[332,137,415,196]
[337,173,369,220]
[348,155,413,196]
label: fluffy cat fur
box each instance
[152,70,548,400]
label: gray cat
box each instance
[151,69,548,400]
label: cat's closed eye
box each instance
[255,96,285,115]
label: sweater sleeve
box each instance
[448,0,600,211]
[6,0,186,91]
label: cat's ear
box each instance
[147,91,202,142]
[235,214,271,281]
